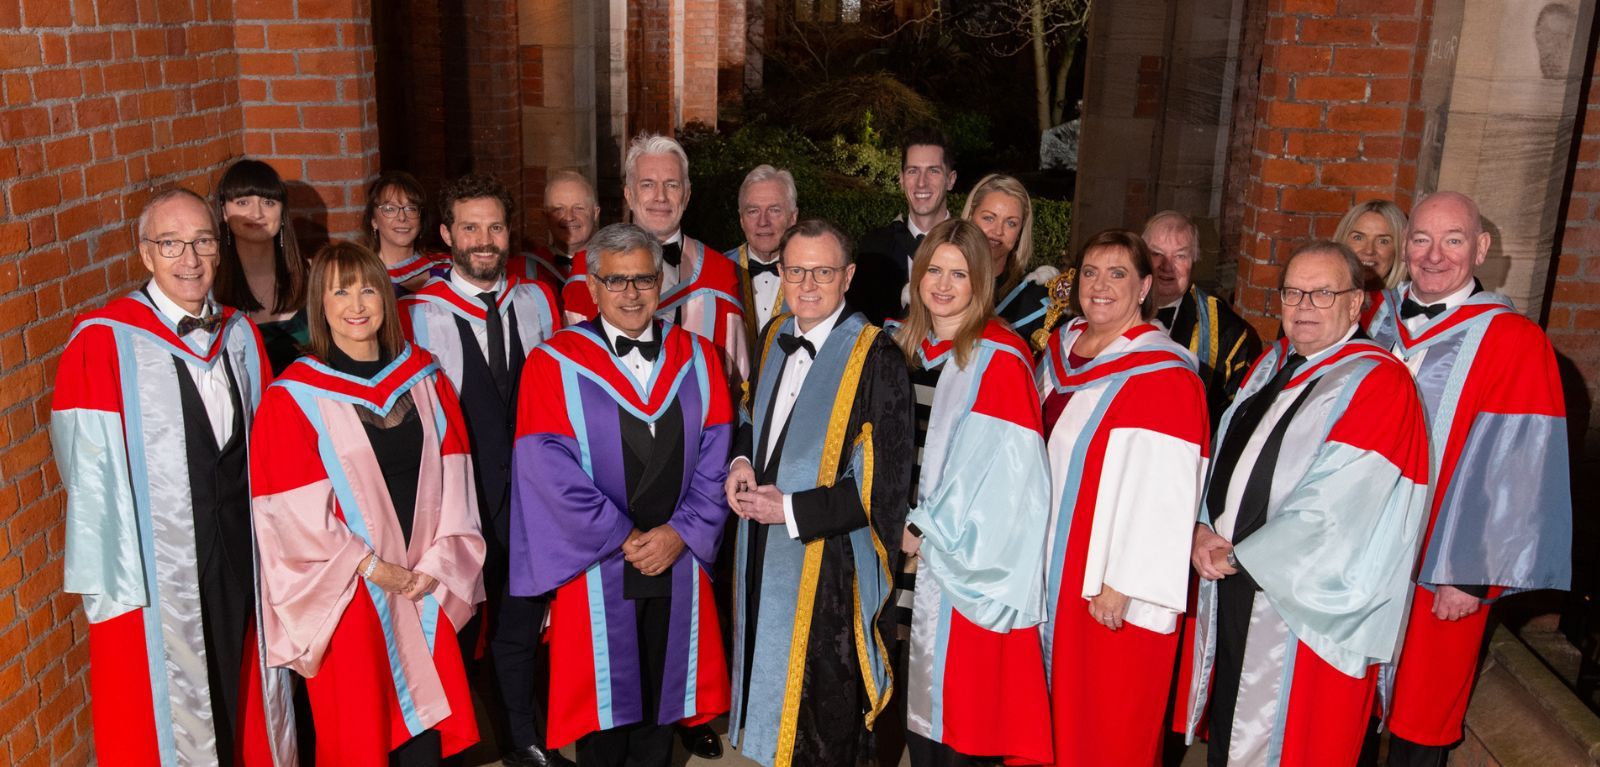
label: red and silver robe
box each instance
[397,273,561,388]
[249,345,487,766]
[51,292,296,766]
[1183,338,1431,766]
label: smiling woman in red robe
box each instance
[250,242,486,767]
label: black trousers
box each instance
[906,731,984,767]
[575,595,674,767]
[459,530,553,751]
[391,729,442,767]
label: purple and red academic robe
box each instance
[1373,291,1572,746]
[51,292,297,766]
[249,345,487,766]
[562,235,750,379]
[905,321,1053,764]
[1182,338,1431,767]
[397,273,561,390]
[1037,320,1209,767]
[388,249,451,296]
[509,321,733,749]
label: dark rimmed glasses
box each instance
[594,273,661,292]
[1279,287,1360,308]
[143,237,221,259]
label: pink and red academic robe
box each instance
[905,322,1053,764]
[1375,292,1571,746]
[509,321,733,749]
[1182,338,1431,766]
[388,249,451,295]
[1037,320,1209,767]
[249,345,487,766]
[562,235,750,379]
[51,292,296,766]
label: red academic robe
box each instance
[250,345,487,766]
[1380,295,1571,746]
[905,322,1054,764]
[509,244,571,300]
[51,292,293,766]
[1038,320,1210,767]
[562,235,749,379]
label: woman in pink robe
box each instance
[250,241,487,767]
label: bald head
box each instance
[545,170,600,253]
[1405,191,1490,303]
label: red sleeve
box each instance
[971,343,1044,435]
[562,256,598,321]
[248,386,328,497]
[1326,357,1431,484]
[697,336,733,428]
[431,371,473,458]
[1114,364,1212,457]
[516,348,574,439]
[52,322,122,413]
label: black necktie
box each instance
[615,335,661,361]
[778,334,815,358]
[1206,353,1307,525]
[479,291,508,395]
[176,313,223,337]
[662,242,682,268]
[748,258,779,277]
[1400,296,1445,320]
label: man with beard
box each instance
[848,126,957,325]
[399,173,568,767]
[563,133,749,383]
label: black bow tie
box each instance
[778,334,815,358]
[614,334,661,361]
[176,313,223,337]
[662,242,682,268]
[748,258,779,277]
[1400,296,1446,320]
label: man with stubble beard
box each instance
[398,173,568,767]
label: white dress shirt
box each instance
[764,304,846,538]
[1215,326,1356,539]
[448,270,510,362]
[148,281,233,446]
[748,249,782,331]
[1396,280,1475,376]
[600,318,658,435]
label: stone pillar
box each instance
[521,0,599,243]
[1433,0,1596,318]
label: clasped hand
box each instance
[725,458,786,525]
[1191,524,1239,581]
[624,525,686,577]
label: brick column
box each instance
[234,1,381,243]
[1229,0,1432,334]
[1549,49,1600,451]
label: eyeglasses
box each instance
[1279,287,1360,308]
[594,273,661,292]
[781,265,843,284]
[143,237,221,259]
[377,204,421,220]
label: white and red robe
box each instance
[51,292,296,766]
[1183,337,1431,766]
[562,235,749,379]
[510,243,572,298]
[1037,320,1209,767]
[397,273,561,389]
[249,345,487,766]
[1369,289,1572,746]
[905,321,1053,764]
[387,249,451,296]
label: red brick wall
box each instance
[683,0,720,126]
[0,2,378,763]
[716,0,746,104]
[1548,45,1600,449]
[1229,0,1432,336]
[629,0,676,137]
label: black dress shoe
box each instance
[678,723,724,759]
[502,744,577,767]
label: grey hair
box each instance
[585,223,664,274]
[137,187,215,239]
[1142,210,1200,256]
[623,133,691,191]
[1284,240,1365,292]
[738,165,798,212]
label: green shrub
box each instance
[682,124,1071,270]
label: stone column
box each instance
[1433,0,1596,318]
[521,0,599,242]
